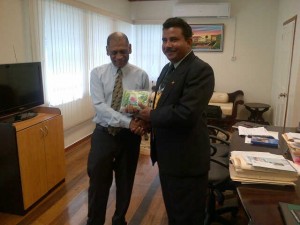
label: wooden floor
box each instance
[0,137,248,225]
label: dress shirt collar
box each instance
[172,50,193,69]
[111,63,130,76]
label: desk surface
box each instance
[230,127,300,225]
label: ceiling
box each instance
[128,0,166,1]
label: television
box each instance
[0,62,44,121]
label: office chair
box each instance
[208,125,231,158]
[205,126,239,225]
[208,125,230,141]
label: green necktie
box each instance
[108,68,123,136]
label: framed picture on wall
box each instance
[190,24,224,52]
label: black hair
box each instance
[162,17,193,40]
[107,32,129,46]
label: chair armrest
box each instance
[227,90,244,119]
[208,125,230,141]
[209,135,230,145]
[210,144,217,156]
[210,157,229,169]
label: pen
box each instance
[291,209,300,223]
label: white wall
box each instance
[0,0,32,63]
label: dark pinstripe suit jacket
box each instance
[150,51,215,176]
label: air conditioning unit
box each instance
[173,3,231,18]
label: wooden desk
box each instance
[230,127,300,225]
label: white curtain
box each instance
[29,0,167,130]
[131,24,168,84]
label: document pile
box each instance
[230,151,299,186]
[282,132,300,165]
[238,126,279,147]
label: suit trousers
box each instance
[87,125,141,225]
[159,172,208,225]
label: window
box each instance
[31,0,167,129]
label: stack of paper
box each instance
[282,133,300,165]
[238,126,271,136]
[230,151,299,185]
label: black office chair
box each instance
[205,126,239,225]
[208,125,230,141]
[208,125,231,158]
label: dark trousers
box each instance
[159,172,208,225]
[87,125,141,225]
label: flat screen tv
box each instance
[0,62,44,120]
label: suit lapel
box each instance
[156,52,196,107]
[156,65,169,88]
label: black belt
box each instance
[96,124,109,132]
[96,124,126,133]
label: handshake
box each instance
[126,102,152,136]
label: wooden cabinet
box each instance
[0,107,65,215]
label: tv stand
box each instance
[0,111,38,123]
[0,106,65,215]
[14,111,37,122]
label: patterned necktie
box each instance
[108,68,123,136]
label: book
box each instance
[282,133,300,157]
[251,136,279,148]
[120,90,150,112]
[279,202,300,225]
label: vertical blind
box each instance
[30,0,167,130]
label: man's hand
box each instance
[129,118,145,136]
[137,103,151,122]
[124,105,140,114]
[129,117,152,136]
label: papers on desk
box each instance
[238,126,270,136]
[282,132,300,165]
[284,132,300,149]
[238,126,279,146]
[230,151,299,186]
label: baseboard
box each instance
[65,134,91,152]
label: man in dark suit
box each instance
[133,17,215,224]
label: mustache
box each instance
[164,48,176,53]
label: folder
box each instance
[279,202,300,225]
